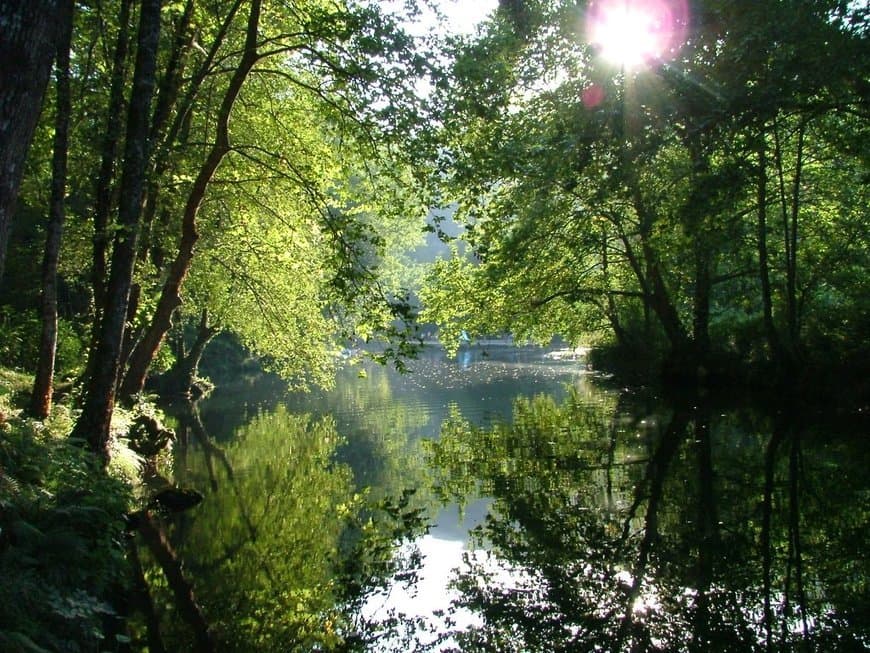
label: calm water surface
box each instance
[160,346,868,652]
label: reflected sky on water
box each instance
[168,345,868,652]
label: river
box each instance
[156,345,868,652]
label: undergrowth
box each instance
[0,372,136,652]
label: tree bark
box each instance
[756,132,780,361]
[83,0,134,389]
[30,0,75,419]
[120,0,263,397]
[161,309,218,397]
[0,0,65,287]
[91,0,134,318]
[71,0,163,459]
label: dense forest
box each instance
[421,0,869,390]
[0,0,867,650]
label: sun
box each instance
[587,0,688,69]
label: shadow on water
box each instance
[152,347,868,652]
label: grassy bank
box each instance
[0,369,139,652]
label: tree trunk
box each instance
[786,118,806,356]
[0,0,65,286]
[83,0,134,389]
[30,0,74,419]
[161,309,218,397]
[772,115,805,367]
[71,0,163,459]
[91,0,134,317]
[756,132,780,360]
[627,178,692,358]
[120,0,262,397]
[692,250,712,366]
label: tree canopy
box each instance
[420,0,869,382]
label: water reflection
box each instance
[429,391,869,652]
[156,347,867,652]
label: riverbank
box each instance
[0,369,145,651]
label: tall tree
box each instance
[71,0,164,458]
[29,0,75,419]
[120,0,264,397]
[421,0,869,381]
[0,0,68,286]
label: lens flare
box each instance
[587,0,689,69]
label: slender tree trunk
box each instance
[786,118,806,353]
[138,0,195,263]
[121,0,262,397]
[0,0,65,286]
[30,2,74,419]
[693,250,712,366]
[83,0,134,388]
[772,115,805,366]
[91,0,133,317]
[71,0,163,458]
[756,132,780,360]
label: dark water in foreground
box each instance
[159,346,868,652]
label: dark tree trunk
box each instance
[91,0,134,317]
[30,1,74,419]
[71,0,163,459]
[786,119,805,355]
[692,250,712,366]
[137,0,195,263]
[0,0,66,286]
[756,133,780,361]
[772,115,805,368]
[628,180,692,360]
[160,309,218,397]
[137,511,214,652]
[121,0,262,397]
[83,0,134,389]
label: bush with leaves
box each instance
[0,386,133,652]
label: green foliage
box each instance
[0,307,85,378]
[156,400,429,652]
[427,387,870,651]
[419,0,870,380]
[0,388,133,652]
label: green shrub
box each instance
[0,406,133,652]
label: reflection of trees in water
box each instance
[428,388,868,652]
[152,400,428,652]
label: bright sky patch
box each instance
[587,0,689,69]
